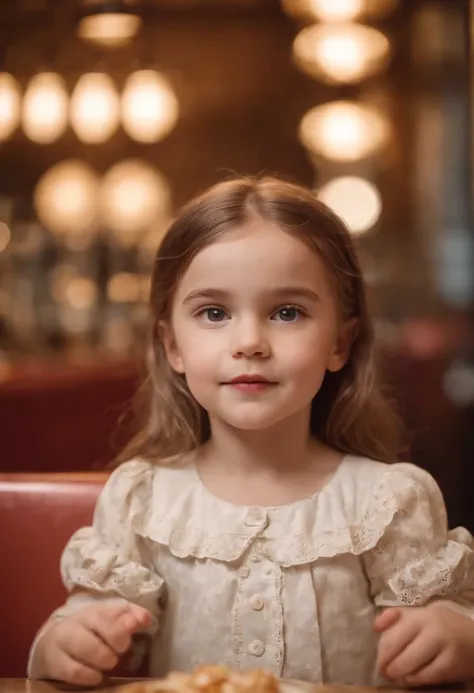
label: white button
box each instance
[239,566,250,578]
[248,639,265,657]
[245,508,267,527]
[250,594,264,610]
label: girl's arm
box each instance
[363,463,474,686]
[363,463,474,612]
[28,460,165,678]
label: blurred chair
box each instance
[0,472,106,676]
[0,359,138,472]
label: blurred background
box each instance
[1,0,474,527]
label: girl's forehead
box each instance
[174,222,332,297]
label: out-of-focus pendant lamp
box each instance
[0,73,21,142]
[76,1,142,48]
[22,72,69,144]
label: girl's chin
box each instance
[211,411,294,432]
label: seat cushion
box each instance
[0,473,106,676]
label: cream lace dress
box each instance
[28,456,474,685]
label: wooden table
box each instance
[0,681,471,693]
[0,681,142,693]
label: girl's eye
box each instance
[272,306,303,322]
[198,307,229,322]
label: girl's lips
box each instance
[223,376,277,392]
[228,382,276,392]
[228,375,271,384]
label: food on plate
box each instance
[126,666,280,693]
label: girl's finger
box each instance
[51,648,103,687]
[384,634,442,681]
[79,609,133,656]
[128,604,153,628]
[377,616,421,677]
[404,650,459,688]
[63,623,119,671]
[374,608,402,633]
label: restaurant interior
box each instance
[1,0,474,678]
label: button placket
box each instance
[248,639,265,657]
[250,594,264,611]
[237,510,279,669]
[245,507,268,528]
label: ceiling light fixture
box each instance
[76,2,142,48]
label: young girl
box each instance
[29,177,474,688]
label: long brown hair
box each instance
[117,176,404,466]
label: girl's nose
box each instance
[231,318,271,359]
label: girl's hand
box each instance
[375,601,474,687]
[33,602,152,685]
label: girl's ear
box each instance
[158,321,185,374]
[327,318,358,373]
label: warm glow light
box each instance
[34,160,100,241]
[100,160,170,243]
[22,72,69,144]
[293,23,390,84]
[121,70,179,143]
[77,13,142,47]
[283,0,363,21]
[299,101,389,162]
[70,73,120,143]
[282,0,398,21]
[318,176,382,234]
[0,222,11,252]
[107,272,142,302]
[0,73,21,141]
[64,276,97,309]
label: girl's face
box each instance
[162,220,353,432]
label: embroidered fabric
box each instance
[29,456,474,685]
[61,458,474,599]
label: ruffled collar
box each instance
[127,456,402,567]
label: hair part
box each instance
[117,175,405,467]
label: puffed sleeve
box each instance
[28,460,165,677]
[363,463,474,611]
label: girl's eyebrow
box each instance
[268,286,321,302]
[182,286,321,304]
[183,288,231,304]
